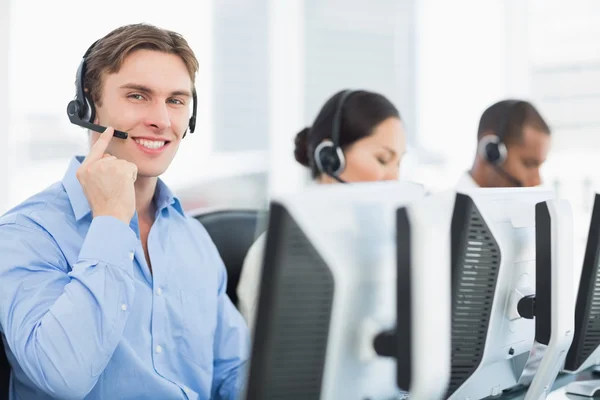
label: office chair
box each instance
[1,335,10,398]
[192,209,267,307]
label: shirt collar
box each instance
[62,155,185,222]
[154,177,185,217]
[456,171,480,190]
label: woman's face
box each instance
[321,117,406,183]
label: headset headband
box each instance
[331,90,355,150]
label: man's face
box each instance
[503,125,551,187]
[90,49,194,178]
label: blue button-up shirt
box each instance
[0,156,249,400]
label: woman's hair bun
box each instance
[294,127,311,167]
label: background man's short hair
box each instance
[477,99,550,144]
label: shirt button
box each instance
[156,287,163,296]
[120,304,128,311]
[129,252,134,261]
[155,345,163,354]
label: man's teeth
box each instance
[134,139,166,149]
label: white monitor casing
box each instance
[245,181,426,400]
[447,187,556,399]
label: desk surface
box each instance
[491,370,599,400]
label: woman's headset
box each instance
[313,90,355,183]
[66,39,198,140]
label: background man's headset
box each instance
[477,100,524,187]
[66,39,198,140]
[313,89,355,184]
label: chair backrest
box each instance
[1,334,10,397]
[193,209,267,306]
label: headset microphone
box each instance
[66,102,129,139]
[493,164,523,187]
[331,174,347,184]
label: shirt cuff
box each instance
[78,216,138,272]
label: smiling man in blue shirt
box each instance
[0,24,249,400]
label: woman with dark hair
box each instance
[237,89,407,326]
[294,89,405,183]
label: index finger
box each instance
[84,127,115,164]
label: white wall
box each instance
[266,0,310,199]
[412,0,530,191]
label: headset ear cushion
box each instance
[479,135,507,165]
[314,140,345,176]
[321,147,341,171]
[485,142,501,163]
[67,100,82,119]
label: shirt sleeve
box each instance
[0,216,138,400]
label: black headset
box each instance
[478,100,523,187]
[313,90,355,183]
[66,39,198,140]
